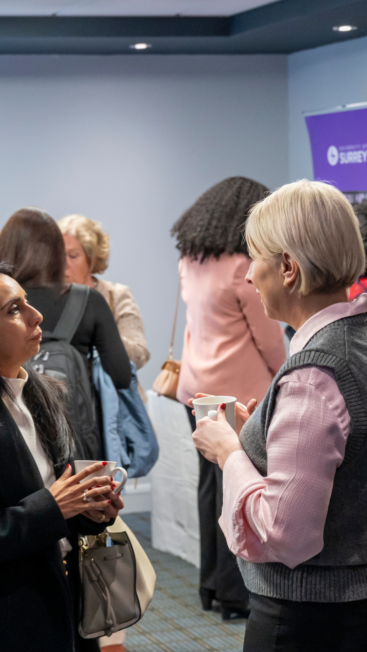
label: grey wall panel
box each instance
[0,54,288,389]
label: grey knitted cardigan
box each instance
[238,312,367,602]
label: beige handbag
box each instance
[153,280,181,401]
[78,516,156,639]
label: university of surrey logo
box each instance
[327,145,339,166]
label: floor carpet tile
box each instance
[123,512,247,652]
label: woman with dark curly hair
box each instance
[171,177,286,620]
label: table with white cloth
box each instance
[146,390,200,568]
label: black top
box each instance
[0,395,104,652]
[26,286,131,390]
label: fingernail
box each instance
[88,487,92,491]
[110,477,113,481]
[102,462,107,467]
[108,500,112,504]
[220,403,226,411]
[96,485,101,488]
[66,463,70,469]
[110,484,115,489]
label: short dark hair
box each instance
[171,176,269,262]
[0,208,65,287]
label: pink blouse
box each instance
[177,254,286,407]
[220,294,367,569]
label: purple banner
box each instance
[305,108,367,192]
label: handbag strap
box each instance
[168,277,181,360]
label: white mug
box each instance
[192,396,237,431]
[74,460,128,494]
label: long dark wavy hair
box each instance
[0,264,74,465]
[0,207,66,288]
[171,176,269,262]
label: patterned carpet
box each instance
[123,513,247,652]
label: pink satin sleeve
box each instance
[219,366,350,569]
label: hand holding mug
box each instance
[49,462,115,520]
[84,490,124,524]
[74,460,128,495]
[192,403,242,468]
[188,393,257,435]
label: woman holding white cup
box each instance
[191,180,367,651]
[0,263,124,652]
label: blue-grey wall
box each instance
[0,54,288,389]
[288,36,367,183]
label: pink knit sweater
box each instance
[177,254,286,406]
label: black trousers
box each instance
[244,592,367,652]
[186,406,249,608]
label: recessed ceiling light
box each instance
[333,25,357,32]
[129,43,152,50]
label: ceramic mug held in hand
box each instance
[74,460,128,495]
[192,396,237,430]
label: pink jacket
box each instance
[177,254,286,406]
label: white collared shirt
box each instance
[3,368,72,556]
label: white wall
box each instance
[288,36,367,183]
[0,54,288,389]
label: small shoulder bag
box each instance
[152,279,181,401]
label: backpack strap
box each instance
[42,284,90,343]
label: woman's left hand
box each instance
[193,404,243,469]
[84,491,124,524]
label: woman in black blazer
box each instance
[0,263,124,652]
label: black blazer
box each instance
[0,398,106,652]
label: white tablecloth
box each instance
[146,391,200,568]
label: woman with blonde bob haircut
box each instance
[190,180,367,651]
[246,179,364,296]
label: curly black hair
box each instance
[171,176,268,262]
[353,202,367,276]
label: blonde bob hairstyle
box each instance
[58,214,110,275]
[245,179,366,296]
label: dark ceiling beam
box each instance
[0,16,230,39]
[231,0,365,35]
[0,0,365,55]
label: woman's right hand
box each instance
[49,462,115,520]
[188,393,257,436]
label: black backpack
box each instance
[30,284,99,460]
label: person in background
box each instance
[191,180,367,652]
[0,208,131,460]
[348,202,367,300]
[171,177,286,621]
[59,215,149,651]
[58,214,150,402]
[0,263,124,652]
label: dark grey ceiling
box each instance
[0,0,366,55]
